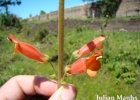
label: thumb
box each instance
[49,84,77,100]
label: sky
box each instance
[8,0,87,19]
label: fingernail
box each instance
[61,84,77,100]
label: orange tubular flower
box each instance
[72,35,105,58]
[66,50,103,78]
[7,34,49,63]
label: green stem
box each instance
[66,55,73,65]
[61,71,66,82]
[58,0,64,88]
[49,61,57,76]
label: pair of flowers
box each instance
[8,34,105,78]
[66,35,105,78]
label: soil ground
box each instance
[37,18,140,32]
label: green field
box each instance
[0,21,140,99]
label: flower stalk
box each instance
[58,0,64,88]
[49,61,57,77]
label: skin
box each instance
[0,75,77,100]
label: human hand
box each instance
[0,75,77,100]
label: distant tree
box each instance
[29,13,32,17]
[40,10,46,15]
[82,0,122,17]
[0,0,21,16]
[82,0,94,3]
[98,0,122,17]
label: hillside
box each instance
[0,17,140,99]
[27,18,140,33]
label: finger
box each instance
[49,84,77,100]
[0,75,57,100]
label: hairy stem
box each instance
[58,0,64,88]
